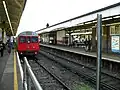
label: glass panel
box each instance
[26,37,31,43]
[20,37,26,43]
[115,25,120,34]
[110,25,120,35]
[31,37,38,43]
[110,26,115,35]
[26,31,32,35]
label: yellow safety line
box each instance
[14,51,18,90]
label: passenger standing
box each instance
[7,39,12,54]
[87,39,91,51]
[84,39,89,51]
[0,40,5,57]
[90,39,92,50]
[84,39,88,47]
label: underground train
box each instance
[16,31,40,55]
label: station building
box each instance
[37,2,120,54]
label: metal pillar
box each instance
[2,28,4,41]
[2,28,6,44]
[96,14,102,90]
[68,32,71,46]
[91,27,96,51]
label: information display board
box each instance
[111,35,120,53]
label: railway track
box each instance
[27,54,94,90]
[40,49,120,90]
[27,59,70,90]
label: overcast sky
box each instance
[16,0,120,36]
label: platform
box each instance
[0,49,23,90]
[40,44,120,63]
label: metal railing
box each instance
[23,57,43,90]
[16,52,43,90]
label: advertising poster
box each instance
[111,36,120,53]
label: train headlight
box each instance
[35,52,37,54]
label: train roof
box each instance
[18,31,38,36]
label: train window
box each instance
[31,37,38,43]
[20,37,26,43]
[26,37,31,43]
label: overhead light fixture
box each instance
[85,22,92,24]
[93,20,97,23]
[3,0,14,36]
[102,17,112,21]
[71,32,92,35]
[77,23,84,26]
[113,15,120,19]
[74,29,80,32]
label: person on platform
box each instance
[7,39,12,54]
[0,40,5,57]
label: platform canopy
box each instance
[36,2,120,34]
[0,0,27,36]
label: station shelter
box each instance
[37,2,120,54]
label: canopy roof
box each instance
[36,2,120,34]
[0,0,27,36]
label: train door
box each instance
[31,36,39,50]
[26,36,32,51]
[18,36,26,51]
[26,36,39,51]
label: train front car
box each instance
[17,31,40,56]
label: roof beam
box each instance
[14,0,22,8]
[3,0,14,36]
